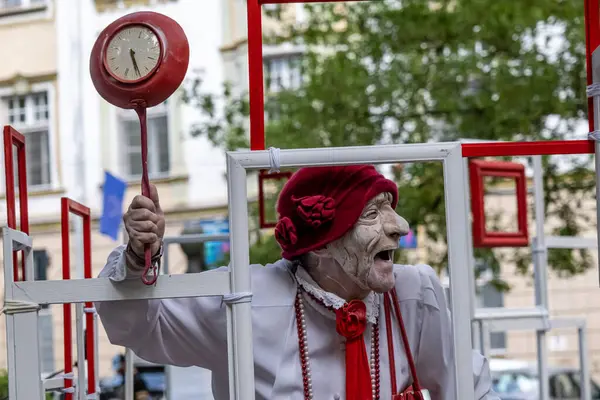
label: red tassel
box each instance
[344,336,372,400]
[336,300,372,400]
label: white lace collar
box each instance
[294,265,380,324]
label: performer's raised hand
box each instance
[123,183,165,259]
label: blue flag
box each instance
[100,171,127,241]
[399,228,417,249]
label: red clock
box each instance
[90,11,189,285]
[90,11,189,109]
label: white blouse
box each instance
[95,245,499,400]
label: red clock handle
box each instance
[134,104,159,285]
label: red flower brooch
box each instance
[335,300,367,341]
[293,195,336,228]
[274,217,298,249]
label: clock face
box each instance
[104,24,162,83]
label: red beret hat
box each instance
[274,165,398,260]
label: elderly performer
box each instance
[96,165,498,400]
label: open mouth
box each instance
[374,250,393,262]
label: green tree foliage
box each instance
[0,371,7,399]
[183,0,596,288]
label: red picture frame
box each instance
[469,159,529,248]
[258,170,293,229]
[246,0,370,151]
[3,125,30,281]
[60,198,95,400]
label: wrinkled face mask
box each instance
[323,192,410,293]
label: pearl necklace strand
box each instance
[294,289,381,400]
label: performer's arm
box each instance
[95,244,227,369]
[94,184,227,368]
[471,351,500,400]
[414,265,500,400]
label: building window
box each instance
[32,248,54,374]
[119,102,170,179]
[33,249,49,308]
[94,0,175,13]
[0,0,46,13]
[263,3,278,11]
[3,92,52,189]
[264,54,303,94]
[478,283,507,353]
[33,248,49,281]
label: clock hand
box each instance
[129,49,142,77]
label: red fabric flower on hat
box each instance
[274,217,298,249]
[335,300,367,340]
[293,195,336,228]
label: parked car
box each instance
[100,354,216,400]
[490,358,600,399]
[99,354,165,400]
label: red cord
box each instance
[391,289,422,392]
[384,289,424,399]
[134,104,159,286]
[384,293,398,394]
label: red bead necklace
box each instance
[294,288,381,400]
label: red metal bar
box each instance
[248,0,266,151]
[260,0,366,3]
[61,197,96,398]
[584,0,600,131]
[461,140,595,158]
[3,126,29,281]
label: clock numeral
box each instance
[125,67,129,77]
[148,56,156,60]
